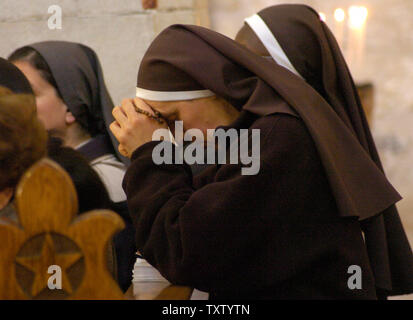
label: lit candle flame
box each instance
[319,12,327,22]
[348,6,368,29]
[334,8,345,22]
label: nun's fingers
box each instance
[110,102,168,156]
[132,98,165,123]
[133,98,155,116]
[109,120,123,143]
[120,98,143,121]
[110,121,132,158]
[112,105,128,128]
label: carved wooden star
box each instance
[0,159,125,299]
[15,232,82,297]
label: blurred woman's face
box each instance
[13,60,69,133]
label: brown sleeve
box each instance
[122,117,292,292]
[123,115,379,298]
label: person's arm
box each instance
[123,116,292,293]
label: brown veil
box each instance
[136,20,412,296]
[241,4,413,297]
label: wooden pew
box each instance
[125,283,194,300]
[0,158,193,300]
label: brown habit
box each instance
[123,17,413,299]
[241,4,413,297]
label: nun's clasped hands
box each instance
[110,97,168,158]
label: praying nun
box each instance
[235,4,413,299]
[111,18,413,299]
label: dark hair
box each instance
[0,57,33,94]
[8,47,62,98]
[46,136,111,214]
[0,86,47,190]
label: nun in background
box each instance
[235,4,413,299]
[8,42,136,292]
[111,20,412,299]
[8,42,127,202]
